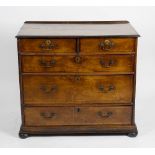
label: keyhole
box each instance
[76,107,80,112]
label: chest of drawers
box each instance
[16,21,139,138]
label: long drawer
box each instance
[21,55,134,73]
[24,106,132,126]
[23,75,133,105]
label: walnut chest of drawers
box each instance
[16,21,139,138]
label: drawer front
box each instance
[19,39,76,53]
[24,106,132,126]
[23,75,133,104]
[75,106,132,125]
[80,38,135,53]
[24,107,74,126]
[22,55,134,73]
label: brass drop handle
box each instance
[74,56,81,64]
[40,40,56,50]
[39,59,56,67]
[97,111,113,118]
[40,84,58,94]
[40,112,57,119]
[99,40,114,51]
[98,84,115,93]
[98,85,104,92]
[100,59,115,68]
[109,85,115,91]
[74,75,81,81]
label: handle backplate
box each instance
[40,40,57,50]
[99,40,114,51]
[39,58,56,67]
[40,84,58,94]
[100,59,115,68]
[40,112,57,119]
[97,111,113,118]
[98,84,115,93]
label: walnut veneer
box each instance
[16,21,139,138]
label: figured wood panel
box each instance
[23,75,133,105]
[17,21,139,135]
[25,107,74,126]
[24,106,132,126]
[75,106,132,125]
[19,39,76,53]
[80,38,135,53]
[21,55,134,73]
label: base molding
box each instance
[19,124,138,138]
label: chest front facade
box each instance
[16,21,139,138]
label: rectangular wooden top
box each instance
[16,21,140,38]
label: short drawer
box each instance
[18,39,76,53]
[23,75,133,105]
[24,107,74,126]
[24,106,132,126]
[80,38,135,53]
[75,106,132,125]
[21,55,134,73]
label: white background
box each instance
[0,6,155,148]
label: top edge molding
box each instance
[24,21,129,24]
